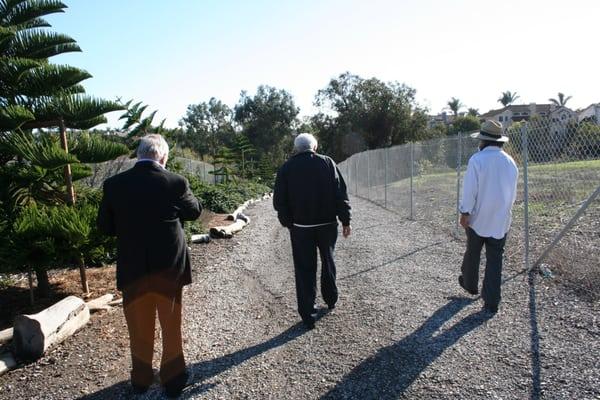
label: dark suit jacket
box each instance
[273,151,351,228]
[97,161,202,291]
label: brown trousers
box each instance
[122,277,185,387]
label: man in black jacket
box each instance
[273,133,352,329]
[97,134,201,397]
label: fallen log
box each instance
[191,233,210,244]
[210,218,249,239]
[85,294,114,312]
[108,298,123,307]
[227,200,251,221]
[13,296,90,361]
[0,351,16,376]
[0,328,13,346]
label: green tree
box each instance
[467,108,479,117]
[210,146,236,183]
[179,97,235,160]
[234,85,299,165]
[231,134,256,178]
[0,0,127,296]
[566,121,600,159]
[314,72,429,160]
[549,92,572,107]
[448,115,481,136]
[446,97,463,117]
[498,91,520,107]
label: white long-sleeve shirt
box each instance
[459,146,518,239]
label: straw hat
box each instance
[470,120,509,142]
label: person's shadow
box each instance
[320,296,492,399]
[76,320,315,399]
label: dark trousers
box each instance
[461,227,507,309]
[290,224,339,322]
[122,277,186,388]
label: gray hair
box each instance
[137,134,169,161]
[294,133,318,153]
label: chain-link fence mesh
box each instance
[82,156,217,188]
[338,118,600,300]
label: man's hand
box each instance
[342,225,352,238]
[459,214,470,230]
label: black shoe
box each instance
[458,276,478,295]
[131,383,150,394]
[327,303,336,310]
[483,304,498,314]
[163,371,190,398]
[302,316,316,330]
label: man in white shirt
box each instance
[458,120,518,314]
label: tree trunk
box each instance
[35,267,50,298]
[79,256,89,295]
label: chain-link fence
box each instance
[338,118,600,300]
[83,156,217,188]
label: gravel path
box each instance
[1,196,598,399]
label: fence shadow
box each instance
[339,241,443,281]
[528,270,541,400]
[319,297,491,399]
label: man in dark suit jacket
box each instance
[97,134,201,397]
[273,133,352,329]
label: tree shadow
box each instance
[77,319,315,399]
[320,297,491,399]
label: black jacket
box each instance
[97,161,201,291]
[273,151,351,227]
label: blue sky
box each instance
[48,0,599,128]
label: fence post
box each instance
[456,132,462,233]
[410,142,414,220]
[384,147,388,208]
[367,151,371,200]
[522,124,530,271]
[353,156,357,196]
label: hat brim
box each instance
[470,131,509,142]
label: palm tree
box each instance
[498,91,520,107]
[446,97,463,117]
[0,0,127,296]
[467,108,479,117]
[549,92,572,107]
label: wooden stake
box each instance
[58,118,76,205]
[58,119,88,294]
[79,256,89,295]
[27,269,34,305]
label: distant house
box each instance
[479,103,576,128]
[427,111,468,128]
[577,103,600,123]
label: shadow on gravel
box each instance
[339,241,444,281]
[77,322,310,399]
[528,270,541,400]
[320,297,492,399]
[181,321,312,397]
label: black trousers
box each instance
[290,223,339,322]
[461,227,507,309]
[122,276,186,388]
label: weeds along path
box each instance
[1,197,598,399]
